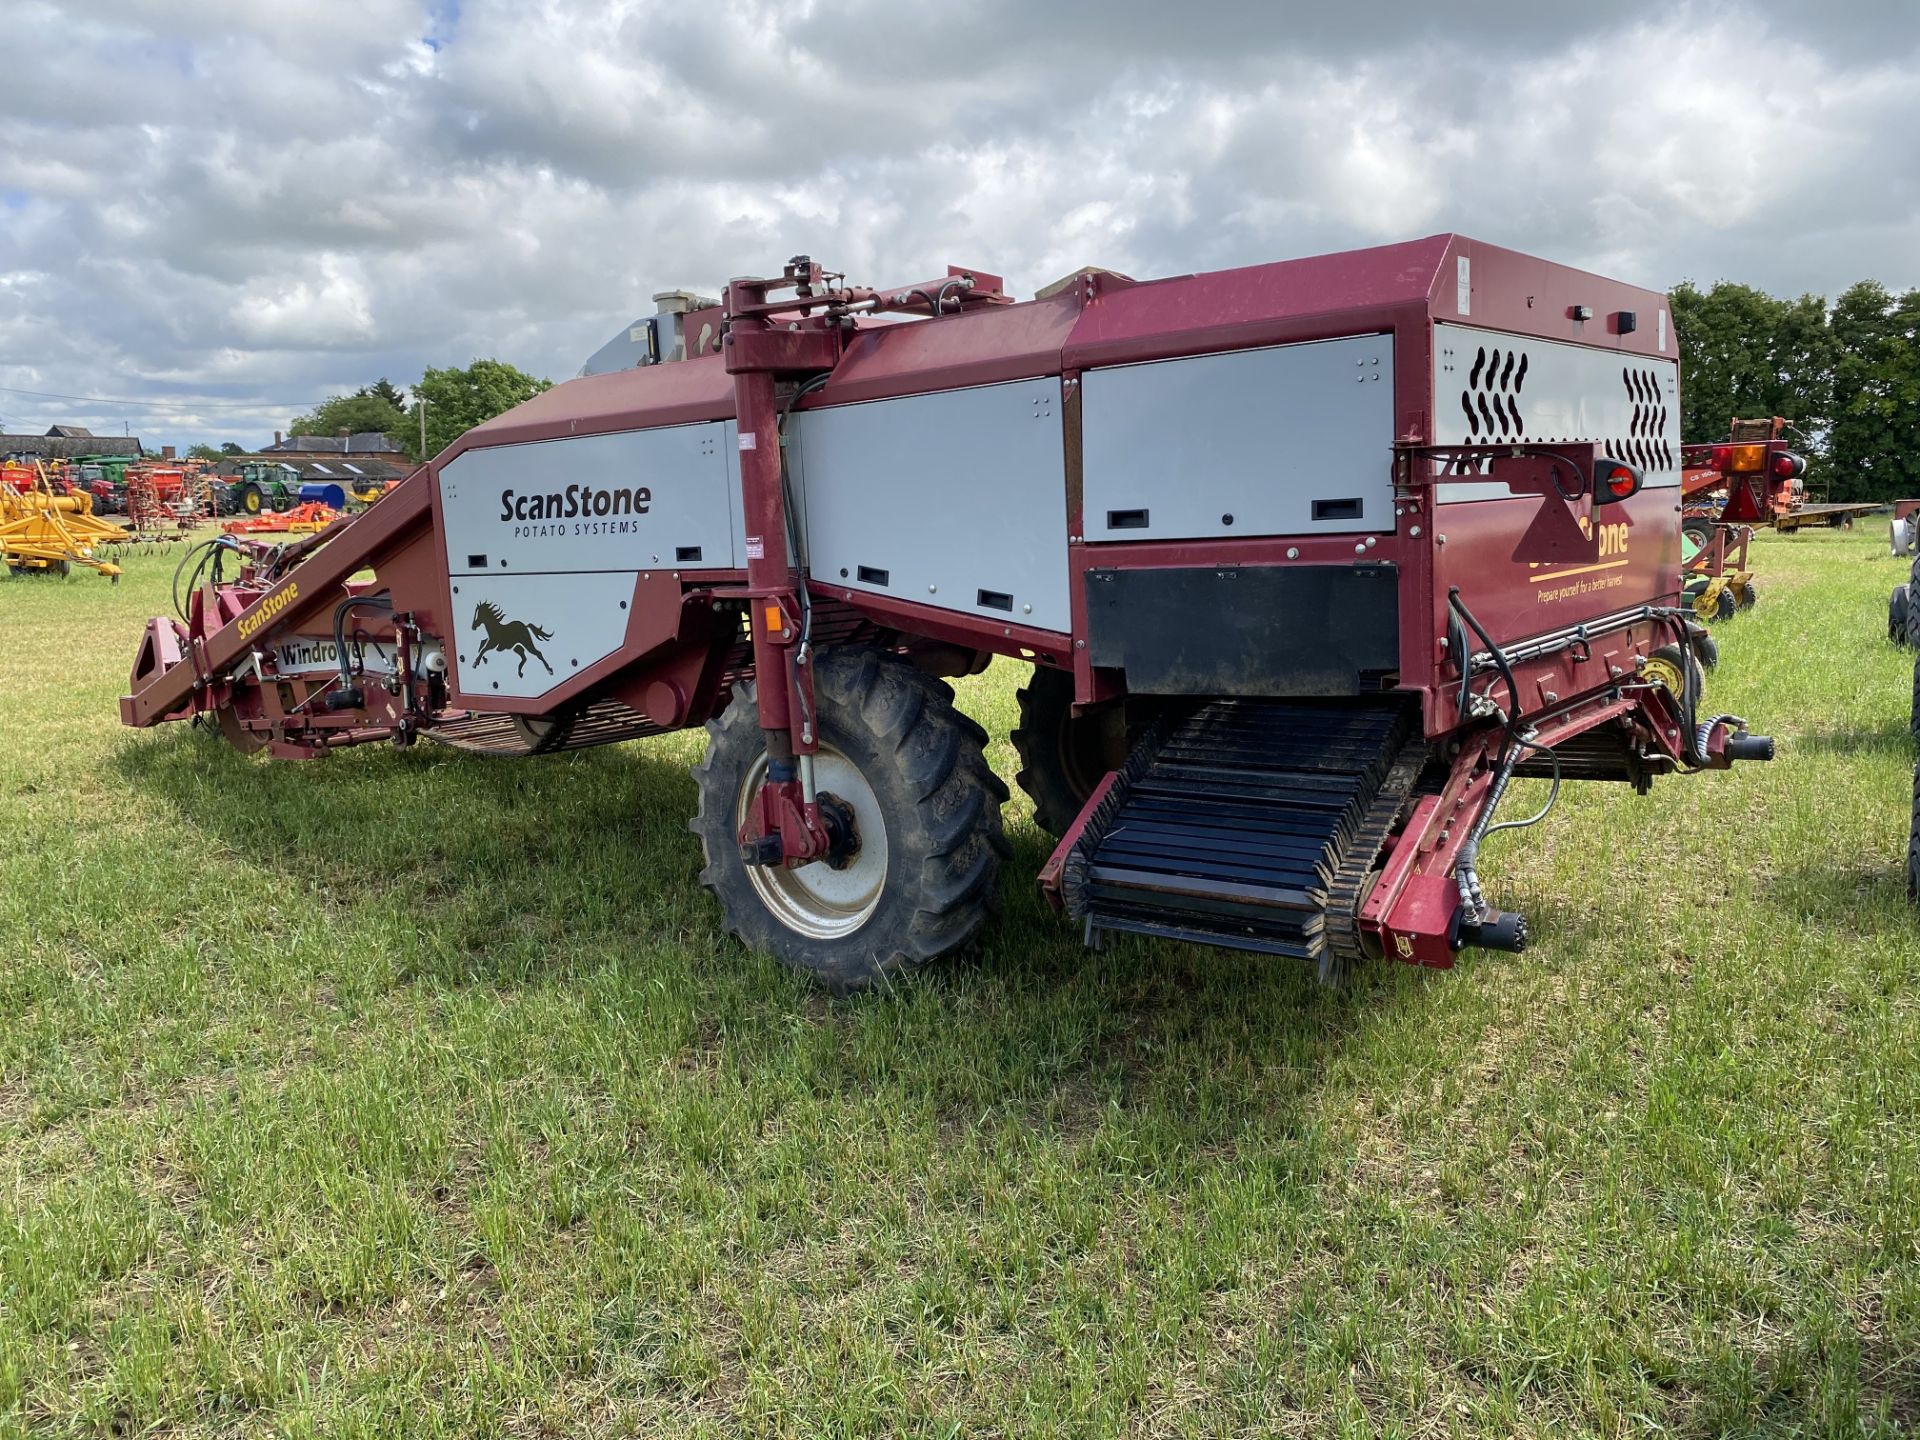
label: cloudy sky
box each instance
[3,0,1917,452]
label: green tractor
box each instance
[222,462,301,516]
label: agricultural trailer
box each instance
[1677,417,1831,620]
[120,235,1772,989]
[1684,416,1878,552]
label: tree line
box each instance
[1671,279,1920,503]
[186,358,551,464]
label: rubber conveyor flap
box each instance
[1060,697,1421,967]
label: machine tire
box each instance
[1739,577,1758,610]
[690,649,1010,994]
[1715,586,1737,621]
[1644,643,1704,732]
[509,710,577,755]
[1912,651,1920,742]
[1909,762,1920,906]
[1682,518,1715,552]
[1908,553,1920,649]
[1894,585,1912,646]
[1691,629,1720,672]
[1010,664,1132,836]
[215,705,269,755]
[239,483,264,515]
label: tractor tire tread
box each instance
[1912,649,1920,743]
[1908,552,1920,649]
[1909,762,1920,906]
[1011,665,1126,837]
[690,647,1006,994]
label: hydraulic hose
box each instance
[329,593,394,701]
[1454,749,1516,918]
[777,373,832,663]
[932,276,969,313]
[1446,588,1566,920]
[1452,732,1563,922]
[1448,588,1520,722]
[171,535,245,621]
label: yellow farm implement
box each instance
[2,463,127,580]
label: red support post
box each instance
[721,274,846,867]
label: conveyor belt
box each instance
[1061,698,1425,977]
[424,697,667,756]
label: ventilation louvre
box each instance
[1461,344,1528,445]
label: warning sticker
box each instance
[738,432,758,452]
[745,535,765,560]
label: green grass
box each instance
[1,529,1917,1437]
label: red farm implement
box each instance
[1680,418,1802,619]
[1681,417,1887,619]
[120,234,1771,989]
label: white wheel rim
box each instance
[736,745,889,940]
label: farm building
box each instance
[262,430,406,456]
[0,424,143,462]
[211,429,412,485]
[213,451,411,486]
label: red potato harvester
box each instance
[121,235,1771,990]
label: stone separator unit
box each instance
[121,233,1772,990]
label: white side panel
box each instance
[436,423,737,703]
[791,379,1070,633]
[1432,323,1681,504]
[1080,334,1396,541]
[449,572,636,700]
[437,423,736,574]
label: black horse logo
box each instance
[471,601,554,677]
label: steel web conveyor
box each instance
[1059,699,1424,969]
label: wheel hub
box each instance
[736,746,888,939]
[814,791,860,869]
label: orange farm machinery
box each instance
[120,235,1772,990]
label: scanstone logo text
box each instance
[500,485,652,523]
[499,484,655,539]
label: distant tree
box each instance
[366,377,409,411]
[1668,281,1835,447]
[287,390,411,450]
[185,443,223,462]
[220,441,244,455]
[412,359,552,458]
[1825,281,1920,504]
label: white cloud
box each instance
[0,0,1916,450]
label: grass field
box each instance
[2,528,1917,1437]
